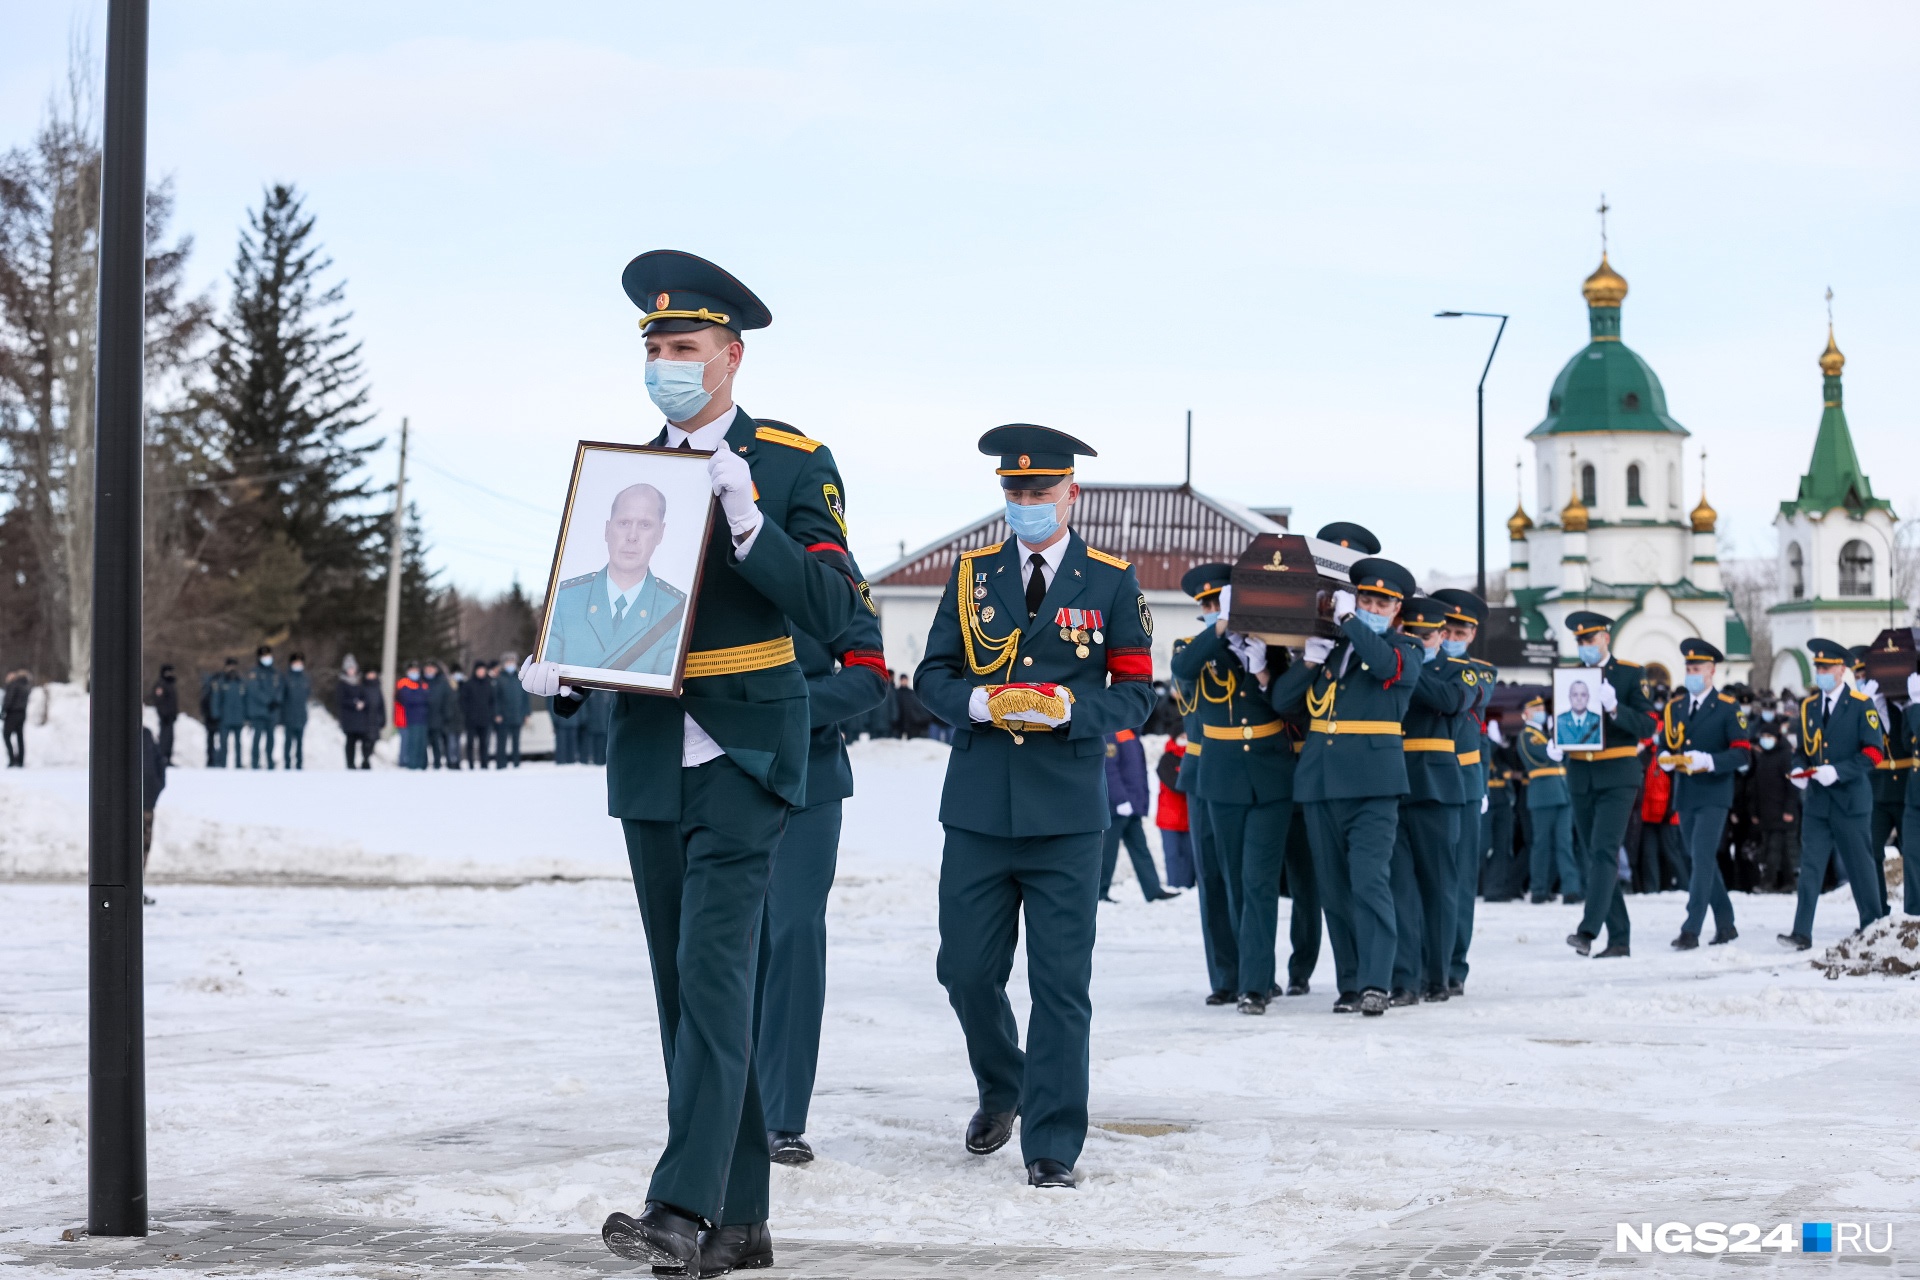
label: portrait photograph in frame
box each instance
[534,441,717,696]
[1551,666,1607,752]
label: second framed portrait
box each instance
[1551,667,1608,752]
[534,442,718,696]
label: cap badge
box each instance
[655,292,670,310]
[1018,454,1031,468]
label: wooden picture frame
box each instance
[1551,667,1607,752]
[533,441,718,697]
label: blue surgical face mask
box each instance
[1441,638,1468,658]
[644,347,729,423]
[1577,644,1602,666]
[1421,641,1442,663]
[1814,670,1838,693]
[1683,673,1707,695]
[1525,710,1546,728]
[1199,610,1220,629]
[260,655,273,667]
[1760,708,1776,722]
[1004,497,1062,544]
[1759,734,1779,751]
[1355,609,1391,635]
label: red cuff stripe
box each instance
[1863,746,1884,765]
[807,541,846,555]
[1107,652,1153,678]
[1382,648,1405,688]
[1728,740,1752,751]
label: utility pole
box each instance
[89,0,150,1238]
[379,418,408,736]
[1184,410,1192,489]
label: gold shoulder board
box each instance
[558,572,596,589]
[754,425,822,452]
[1085,547,1130,570]
[963,541,1004,561]
[1718,692,1736,703]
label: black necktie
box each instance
[677,438,693,451]
[1025,553,1047,619]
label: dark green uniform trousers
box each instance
[1678,805,1735,938]
[1790,800,1881,938]
[1207,798,1290,998]
[1528,802,1575,901]
[1448,801,1480,986]
[623,757,786,1227]
[1572,782,1636,947]
[1281,805,1320,987]
[1189,803,1240,994]
[936,827,1101,1167]
[1903,804,1920,916]
[754,799,842,1136]
[1868,798,1900,918]
[1483,789,1521,900]
[1390,800,1457,994]
[1305,798,1399,994]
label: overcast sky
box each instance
[4,2,1915,596]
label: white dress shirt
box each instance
[665,408,747,768]
[1018,535,1069,599]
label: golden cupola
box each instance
[1819,326,1845,378]
[1560,485,1590,533]
[1581,254,1629,308]
[1507,500,1535,541]
[1690,489,1717,534]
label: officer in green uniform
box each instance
[914,424,1156,1190]
[756,553,889,1168]
[1170,576,1302,1015]
[545,482,689,675]
[1560,611,1654,959]
[1901,670,1920,916]
[1269,558,1424,1017]
[1170,565,1240,1005]
[1659,638,1749,949]
[1388,597,1472,1005]
[1480,711,1524,900]
[526,251,864,1276]
[1515,694,1575,901]
[1852,646,1900,918]
[1432,589,1495,996]
[1779,638,1888,949]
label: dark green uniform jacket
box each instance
[914,533,1157,837]
[1402,655,1472,805]
[1516,724,1568,807]
[1793,687,1886,819]
[1873,694,1914,807]
[1661,690,1752,812]
[1168,626,1296,805]
[1906,704,1920,807]
[1564,658,1655,788]
[568,409,863,818]
[796,562,888,807]
[1268,616,1425,801]
[1170,637,1205,795]
[1455,656,1497,801]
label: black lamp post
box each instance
[90,0,150,1238]
[1434,310,1509,602]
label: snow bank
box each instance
[18,681,388,771]
[1815,914,1920,979]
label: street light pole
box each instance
[1435,310,1509,602]
[90,0,150,1238]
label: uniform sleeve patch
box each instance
[858,579,877,616]
[754,425,823,452]
[1086,547,1130,570]
[822,482,848,537]
[1138,593,1153,637]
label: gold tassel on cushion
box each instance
[986,682,1075,732]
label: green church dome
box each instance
[1528,254,1688,439]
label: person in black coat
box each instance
[3,669,32,767]
[1749,721,1801,893]
[461,662,495,768]
[149,665,180,764]
[335,665,380,769]
[141,725,167,904]
[892,672,932,739]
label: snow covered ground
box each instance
[4,738,1919,1272]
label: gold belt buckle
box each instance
[1242,726,1253,740]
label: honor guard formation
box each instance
[506,250,1920,1279]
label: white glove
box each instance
[519,658,571,699]
[1686,750,1714,773]
[1545,742,1565,762]
[1227,633,1268,675]
[1658,756,1676,773]
[1116,801,1134,817]
[1908,672,1920,704]
[1860,679,1879,698]
[968,687,990,723]
[707,449,762,539]
[1598,680,1618,713]
[1303,636,1335,665]
[1331,590,1357,623]
[1480,794,1489,814]
[1812,763,1839,787]
[1487,719,1506,746]
[1217,585,1232,618]
[1791,773,1810,790]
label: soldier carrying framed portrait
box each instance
[534,441,718,696]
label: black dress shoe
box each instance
[1418,986,1447,1004]
[1561,894,1584,905]
[1286,980,1310,996]
[1389,987,1420,1007]
[1268,984,1283,999]
[1026,1158,1075,1188]
[693,1221,772,1277]
[1529,894,1550,904]
[1359,988,1390,1016]
[965,1108,1017,1155]
[605,1204,704,1268]
[1332,990,1361,1013]
[1098,894,1117,903]
[1710,926,1738,946]
[1595,943,1631,958]
[1777,932,1812,951]
[1447,979,1464,998]
[1147,888,1183,901]
[1205,989,1235,1006]
[1237,992,1268,1015]
[1567,931,1593,956]
[767,1131,812,1165]
[1671,931,1699,951]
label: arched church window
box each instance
[1667,463,1678,508]
[1580,464,1597,506]
[1621,392,1641,411]
[1787,543,1804,599]
[1839,540,1874,597]
[1626,464,1644,506]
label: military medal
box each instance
[1059,627,1071,641]
[1075,644,1090,659]
[1092,630,1103,644]
[981,606,995,623]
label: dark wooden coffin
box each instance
[1224,533,1365,647]
[1863,626,1918,703]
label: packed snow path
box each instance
[4,741,1918,1275]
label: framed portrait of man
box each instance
[534,442,717,696]
[1551,667,1606,751]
